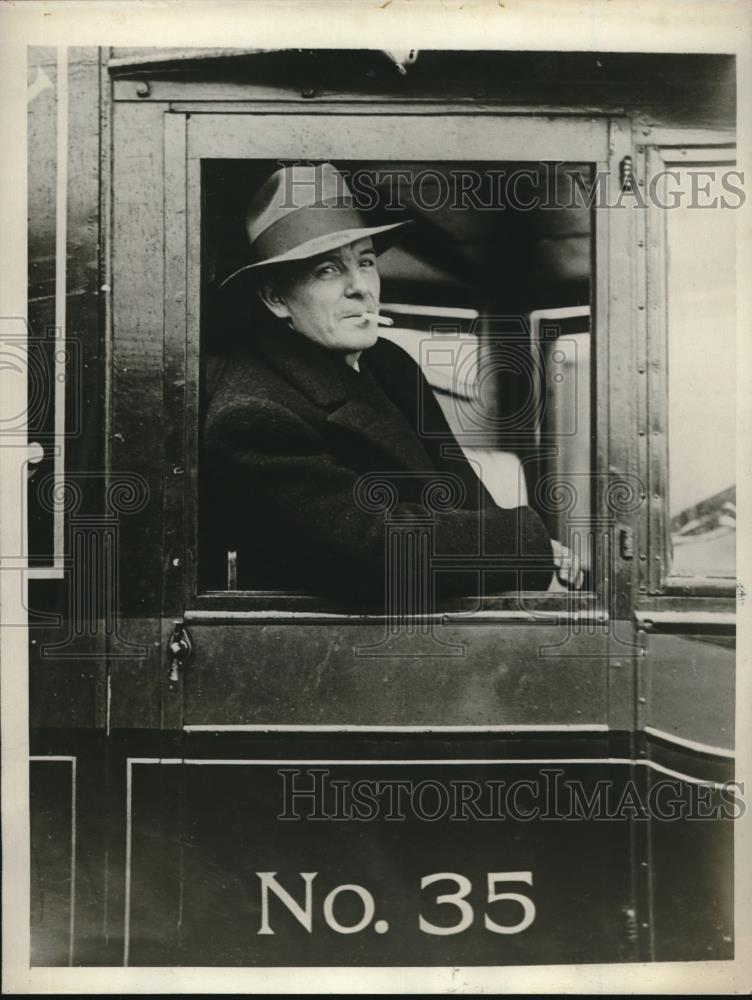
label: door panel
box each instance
[165,111,613,728]
[645,632,734,752]
[181,622,610,727]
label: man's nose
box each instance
[344,264,371,296]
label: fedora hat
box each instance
[220,163,409,288]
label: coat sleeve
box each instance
[204,395,554,601]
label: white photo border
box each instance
[2,0,751,993]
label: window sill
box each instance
[186,590,606,626]
[634,608,735,634]
[661,575,736,598]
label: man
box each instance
[203,163,578,604]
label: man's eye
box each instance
[315,264,338,278]
[360,257,376,268]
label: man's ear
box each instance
[257,281,290,320]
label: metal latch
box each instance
[167,620,193,683]
[619,526,635,560]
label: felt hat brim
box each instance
[219,220,409,289]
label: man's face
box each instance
[260,238,381,353]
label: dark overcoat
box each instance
[201,317,554,603]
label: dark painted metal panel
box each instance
[26,46,60,563]
[646,760,734,961]
[182,623,610,727]
[30,758,74,966]
[109,50,735,132]
[27,47,108,728]
[127,757,635,966]
[111,101,165,614]
[109,102,168,727]
[646,632,735,752]
[600,118,641,623]
[30,660,100,729]
[28,726,736,966]
[106,618,162,730]
[66,48,106,499]
[187,111,609,162]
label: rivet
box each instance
[136,81,151,98]
[638,304,645,311]
[639,554,647,562]
[638,430,645,437]
[637,240,644,247]
[301,87,315,99]
[173,465,184,476]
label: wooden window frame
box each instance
[161,107,629,622]
[638,135,736,601]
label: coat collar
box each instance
[250,318,434,472]
[251,318,352,410]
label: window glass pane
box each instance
[666,162,735,577]
[198,159,593,596]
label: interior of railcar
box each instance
[200,159,593,592]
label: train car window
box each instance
[646,149,736,590]
[666,165,735,578]
[197,159,594,604]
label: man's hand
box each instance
[551,539,584,590]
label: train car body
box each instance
[25,46,737,967]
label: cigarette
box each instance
[362,312,393,326]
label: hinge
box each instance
[620,155,634,192]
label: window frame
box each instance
[640,136,737,600]
[163,107,623,621]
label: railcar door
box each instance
[109,109,628,728]
[108,101,650,964]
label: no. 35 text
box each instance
[256,871,536,936]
